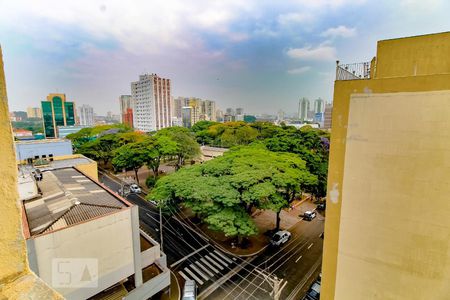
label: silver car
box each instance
[270,230,291,246]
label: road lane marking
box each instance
[184,267,204,285]
[190,263,209,281]
[205,255,224,270]
[308,243,314,250]
[178,270,190,281]
[195,261,214,277]
[295,255,303,263]
[213,250,233,264]
[200,258,219,273]
[209,252,229,267]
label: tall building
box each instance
[41,93,75,138]
[202,100,217,121]
[323,103,333,130]
[298,97,310,121]
[216,109,224,122]
[313,98,325,114]
[174,97,217,126]
[322,32,450,300]
[181,106,192,128]
[236,107,244,115]
[27,107,42,118]
[119,95,133,127]
[78,104,94,126]
[132,74,172,132]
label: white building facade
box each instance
[78,104,94,126]
[132,74,172,132]
[298,97,310,121]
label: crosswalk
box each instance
[178,247,237,286]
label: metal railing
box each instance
[336,61,371,80]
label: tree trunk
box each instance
[246,203,254,214]
[134,168,140,184]
[275,210,281,231]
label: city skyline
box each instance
[1,1,450,115]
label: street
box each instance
[98,169,324,299]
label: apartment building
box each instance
[78,104,94,126]
[131,74,172,132]
[20,165,170,299]
[322,31,450,300]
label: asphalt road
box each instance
[98,170,246,295]
[98,169,324,299]
[204,211,324,300]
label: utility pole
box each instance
[159,204,163,251]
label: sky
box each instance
[1,0,449,115]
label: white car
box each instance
[270,230,291,246]
[303,210,316,221]
[129,184,141,194]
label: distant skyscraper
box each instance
[78,104,94,126]
[277,110,285,122]
[181,106,192,128]
[132,74,172,132]
[236,108,244,115]
[323,103,333,130]
[226,108,235,116]
[173,97,189,119]
[216,109,224,122]
[298,97,310,121]
[41,93,75,138]
[119,95,133,128]
[202,100,216,121]
[27,107,42,118]
[313,98,325,114]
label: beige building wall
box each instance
[334,91,450,299]
[322,32,450,300]
[28,208,136,300]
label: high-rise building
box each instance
[216,109,224,122]
[173,97,189,119]
[323,103,333,130]
[298,97,310,121]
[27,107,42,119]
[78,104,94,126]
[236,107,244,115]
[41,93,75,138]
[322,32,450,300]
[202,100,217,121]
[174,97,217,126]
[132,74,172,132]
[181,106,192,128]
[313,98,325,114]
[119,95,133,128]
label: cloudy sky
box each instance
[1,0,449,115]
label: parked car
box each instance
[182,279,197,300]
[129,184,141,194]
[303,211,316,221]
[316,202,326,211]
[32,169,43,181]
[270,230,291,246]
[305,281,321,300]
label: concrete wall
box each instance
[28,209,136,300]
[15,139,73,161]
[75,159,99,181]
[322,32,450,300]
[334,91,450,299]
[0,46,61,299]
[375,31,450,79]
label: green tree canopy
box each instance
[149,145,317,238]
[112,142,147,184]
[155,127,200,170]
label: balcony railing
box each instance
[336,61,371,80]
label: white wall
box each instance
[16,140,73,161]
[29,209,136,300]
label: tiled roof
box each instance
[24,168,129,236]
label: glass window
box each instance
[41,101,55,138]
[52,96,65,126]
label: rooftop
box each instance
[15,138,70,145]
[23,167,130,237]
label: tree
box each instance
[112,142,147,184]
[156,127,200,170]
[148,145,317,239]
[142,135,178,178]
